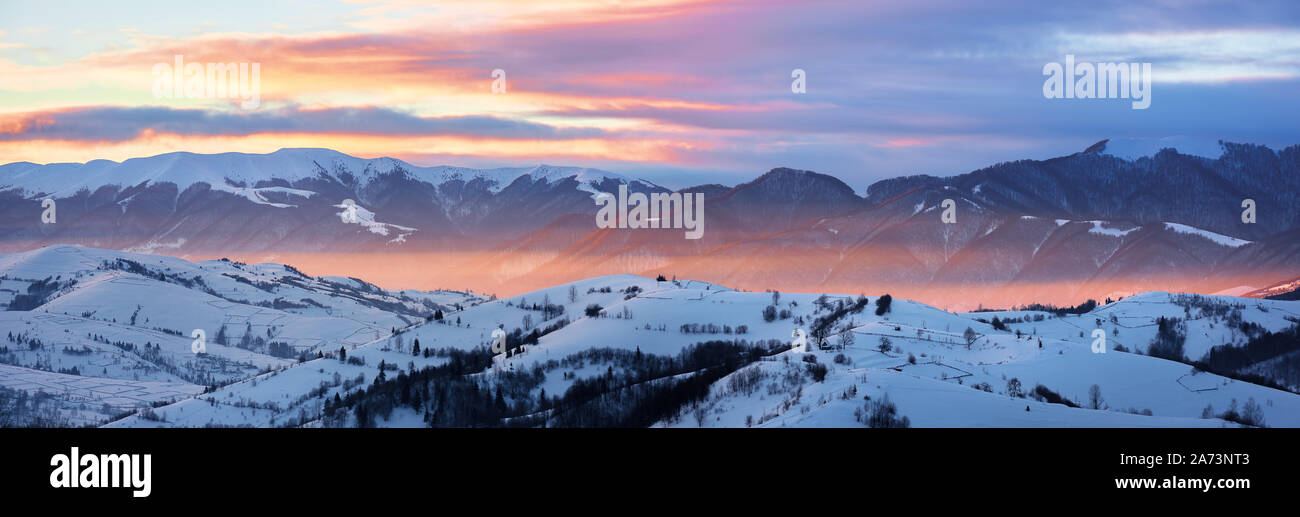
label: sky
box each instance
[1,0,1298,190]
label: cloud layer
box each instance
[1,0,1298,188]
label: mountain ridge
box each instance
[3,141,1298,309]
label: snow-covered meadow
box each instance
[3,245,1299,428]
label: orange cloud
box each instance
[340,0,720,33]
[883,138,931,148]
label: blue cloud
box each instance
[1,105,608,142]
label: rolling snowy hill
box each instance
[0,245,485,425]
[6,246,1293,428]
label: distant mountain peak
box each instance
[1083,139,1109,154]
[748,167,844,187]
[761,166,817,177]
[704,166,864,222]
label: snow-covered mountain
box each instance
[0,148,635,200]
[2,142,1298,309]
[0,148,667,257]
[3,246,1299,428]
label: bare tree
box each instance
[963,327,978,349]
[1006,378,1024,398]
[1087,384,1105,410]
[1242,398,1266,427]
[837,331,855,349]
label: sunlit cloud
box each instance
[1,0,1298,187]
[0,105,611,142]
[339,0,718,32]
[880,138,932,148]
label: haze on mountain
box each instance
[2,140,1298,310]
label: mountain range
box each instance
[3,140,1298,309]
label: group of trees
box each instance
[678,323,748,335]
[1029,384,1079,408]
[1200,323,1299,373]
[6,331,44,351]
[1202,398,1267,427]
[857,393,910,428]
[325,347,501,427]
[874,294,892,315]
[803,355,828,382]
[499,318,571,356]
[761,304,793,322]
[1012,299,1098,317]
[808,296,870,346]
[7,276,75,311]
[1146,316,1187,361]
[515,294,565,321]
[266,341,295,359]
[1192,322,1300,394]
[0,386,69,427]
[1000,378,1081,408]
[552,340,782,427]
[328,339,784,428]
[758,291,794,323]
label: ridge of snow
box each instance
[211,185,317,208]
[333,200,416,240]
[1087,220,1138,237]
[1163,222,1252,248]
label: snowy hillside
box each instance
[0,249,1276,428]
[0,245,485,426]
[963,292,1300,361]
